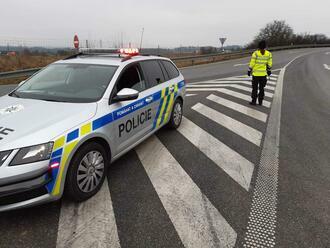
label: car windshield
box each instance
[10,63,118,103]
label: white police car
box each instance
[0,48,185,211]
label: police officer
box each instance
[247,40,272,106]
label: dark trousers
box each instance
[251,76,267,102]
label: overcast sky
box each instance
[0,0,329,48]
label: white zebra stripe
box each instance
[186,88,271,108]
[187,83,275,92]
[136,135,237,248]
[192,103,263,146]
[56,180,121,248]
[207,94,268,122]
[178,117,255,191]
[206,81,275,91]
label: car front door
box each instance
[109,63,157,156]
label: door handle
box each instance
[145,96,153,103]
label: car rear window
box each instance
[139,60,165,88]
[161,60,180,79]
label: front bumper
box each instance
[0,152,59,212]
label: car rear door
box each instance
[139,60,173,130]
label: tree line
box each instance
[247,20,330,49]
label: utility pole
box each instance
[139,27,144,51]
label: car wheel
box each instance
[167,99,183,129]
[65,142,108,202]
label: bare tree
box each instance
[247,20,330,48]
[247,20,294,48]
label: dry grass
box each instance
[0,54,64,72]
[0,54,65,85]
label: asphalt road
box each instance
[0,47,329,248]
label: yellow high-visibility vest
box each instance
[249,50,273,76]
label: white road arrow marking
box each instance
[324,64,330,70]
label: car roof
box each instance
[55,54,171,67]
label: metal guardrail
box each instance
[171,44,330,66]
[0,67,41,80]
[0,44,329,80]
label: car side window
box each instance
[114,64,146,94]
[139,60,165,88]
[161,60,180,79]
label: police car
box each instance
[0,48,185,211]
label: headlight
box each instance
[10,142,54,166]
[0,150,12,166]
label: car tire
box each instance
[167,99,183,129]
[65,142,108,202]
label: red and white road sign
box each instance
[73,35,79,49]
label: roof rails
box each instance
[63,48,123,60]
[79,48,120,54]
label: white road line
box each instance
[178,117,255,191]
[136,136,237,248]
[189,88,272,108]
[186,93,197,97]
[192,103,263,146]
[215,79,277,87]
[188,84,275,96]
[56,180,120,248]
[324,64,330,70]
[207,94,268,122]
[243,49,319,248]
[234,63,249,67]
[188,82,276,91]
[225,85,274,98]
[187,87,273,99]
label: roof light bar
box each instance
[119,48,139,55]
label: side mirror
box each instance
[112,88,139,103]
[18,80,25,87]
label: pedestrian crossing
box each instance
[54,73,279,248]
[0,73,279,248]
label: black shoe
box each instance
[249,101,256,105]
[258,100,263,106]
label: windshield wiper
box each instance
[8,92,20,98]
